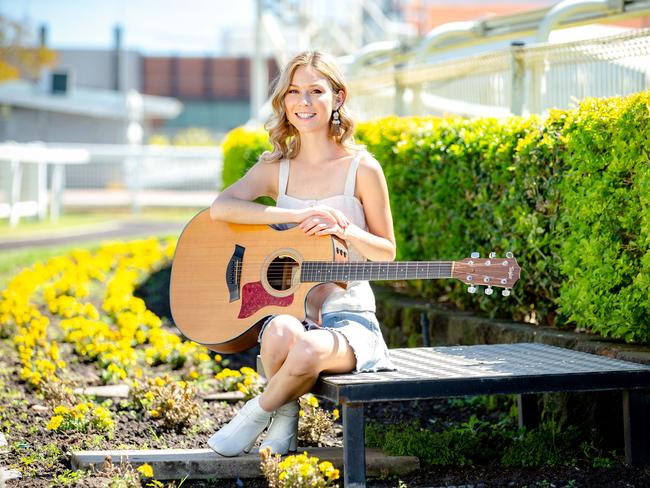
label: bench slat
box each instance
[313,343,650,402]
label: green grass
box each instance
[0,208,200,240]
[0,208,195,289]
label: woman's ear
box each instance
[335,90,346,109]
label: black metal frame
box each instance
[309,345,650,487]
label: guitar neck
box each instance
[300,261,454,283]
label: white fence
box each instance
[0,143,222,226]
[348,28,650,120]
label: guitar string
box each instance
[233,262,510,275]
[231,262,513,283]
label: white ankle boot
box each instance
[260,400,299,455]
[208,396,272,457]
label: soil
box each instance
[2,336,649,488]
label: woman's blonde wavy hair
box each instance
[260,50,363,164]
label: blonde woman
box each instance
[208,50,397,457]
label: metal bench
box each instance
[294,342,650,488]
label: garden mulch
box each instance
[2,336,649,487]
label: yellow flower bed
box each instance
[46,402,114,433]
[215,365,264,398]
[261,448,340,487]
[0,237,215,388]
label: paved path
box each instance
[0,220,185,251]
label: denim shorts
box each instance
[257,311,397,374]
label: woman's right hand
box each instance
[294,205,350,231]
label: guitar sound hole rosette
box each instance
[261,249,302,297]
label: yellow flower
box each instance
[299,409,305,417]
[53,405,69,415]
[150,409,160,418]
[47,415,64,431]
[319,461,334,472]
[137,463,154,477]
[278,471,287,481]
[307,395,319,408]
[332,408,340,420]
[299,463,311,476]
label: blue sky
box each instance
[0,0,255,54]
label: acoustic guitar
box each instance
[170,209,521,353]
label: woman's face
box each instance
[284,65,342,135]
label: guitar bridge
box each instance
[226,244,245,302]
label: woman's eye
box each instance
[313,89,322,94]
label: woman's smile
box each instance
[295,112,317,120]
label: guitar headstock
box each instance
[451,252,520,296]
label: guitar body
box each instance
[170,210,521,353]
[170,209,345,352]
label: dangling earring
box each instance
[332,107,341,125]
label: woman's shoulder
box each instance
[250,156,282,174]
[356,150,382,174]
[239,157,282,196]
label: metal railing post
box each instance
[9,158,22,227]
[510,41,526,116]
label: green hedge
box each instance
[221,126,271,189]
[219,91,650,343]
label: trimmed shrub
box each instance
[221,125,271,189]
[218,91,650,343]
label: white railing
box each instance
[0,143,222,226]
[343,0,650,119]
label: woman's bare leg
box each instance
[258,329,356,412]
[259,315,306,381]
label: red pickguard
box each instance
[238,281,294,318]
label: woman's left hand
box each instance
[298,213,350,239]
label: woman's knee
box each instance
[282,337,323,377]
[260,315,304,358]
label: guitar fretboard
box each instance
[300,261,454,282]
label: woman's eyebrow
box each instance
[288,83,327,88]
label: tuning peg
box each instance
[489,251,496,259]
[468,285,477,294]
[470,252,480,259]
[506,251,514,258]
[484,286,493,296]
[501,289,511,297]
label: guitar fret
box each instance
[302,261,454,282]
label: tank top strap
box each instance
[343,151,364,197]
[278,159,290,197]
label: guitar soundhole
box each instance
[267,256,299,291]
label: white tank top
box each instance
[276,151,376,314]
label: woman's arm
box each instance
[345,155,396,261]
[301,154,396,262]
[211,160,351,228]
[210,161,296,223]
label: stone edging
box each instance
[373,287,650,365]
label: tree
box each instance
[0,15,57,82]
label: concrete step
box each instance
[74,384,130,400]
[71,447,419,480]
[73,384,245,402]
[0,432,7,455]
[200,391,245,401]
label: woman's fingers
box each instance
[314,206,349,228]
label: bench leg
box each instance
[623,390,649,466]
[518,394,540,430]
[343,402,365,488]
